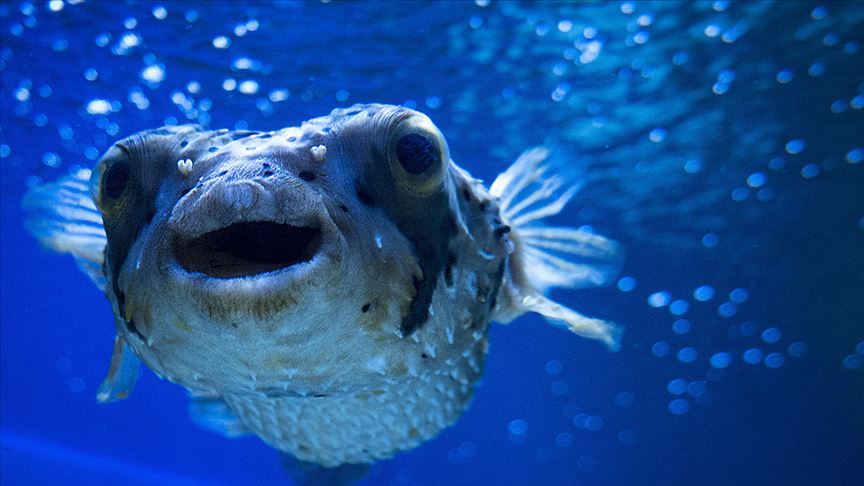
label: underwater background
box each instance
[1,1,862,484]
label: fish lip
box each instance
[166,178,334,281]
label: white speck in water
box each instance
[374,234,383,249]
[445,324,454,344]
[212,36,231,49]
[311,144,327,162]
[86,99,112,115]
[238,80,258,94]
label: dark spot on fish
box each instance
[322,126,332,133]
[362,303,370,313]
[356,184,375,207]
[258,133,273,139]
[444,253,455,287]
[263,170,274,177]
[462,188,472,202]
[148,127,175,136]
[313,393,327,398]
[493,224,511,240]
[231,131,257,141]
[339,204,349,212]
[180,140,188,148]
[299,170,316,182]
[262,162,271,168]
[488,260,507,313]
[125,319,145,341]
[421,353,429,359]
[208,146,217,153]
[287,136,297,142]
[479,201,488,213]
[218,170,228,177]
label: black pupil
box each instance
[396,133,437,175]
[105,160,130,199]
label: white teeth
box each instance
[310,144,327,162]
[177,158,193,176]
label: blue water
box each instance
[1,1,863,484]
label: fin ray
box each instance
[22,169,107,290]
[491,148,622,349]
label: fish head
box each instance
[92,105,463,396]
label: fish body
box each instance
[24,104,620,467]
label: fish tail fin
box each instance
[490,148,623,350]
[21,168,107,290]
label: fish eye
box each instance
[388,115,449,196]
[104,159,130,200]
[396,133,438,175]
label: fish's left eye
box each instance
[396,133,438,175]
[388,114,449,196]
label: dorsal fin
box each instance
[491,148,622,350]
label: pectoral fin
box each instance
[491,148,623,350]
[96,334,140,403]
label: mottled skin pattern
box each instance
[94,105,514,466]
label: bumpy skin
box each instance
[95,105,513,466]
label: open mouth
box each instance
[173,221,322,278]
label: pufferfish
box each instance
[24,104,621,468]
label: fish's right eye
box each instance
[104,159,130,200]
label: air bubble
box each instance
[648,291,671,308]
[693,285,715,301]
[800,164,820,179]
[668,398,689,415]
[545,360,562,375]
[667,378,687,395]
[788,342,808,358]
[555,432,574,448]
[764,352,785,368]
[702,233,719,248]
[717,302,737,318]
[684,159,703,173]
[617,276,636,292]
[843,354,862,370]
[709,352,731,369]
[213,36,231,49]
[618,429,636,445]
[649,128,666,143]
[761,327,782,344]
[729,288,749,304]
[776,69,794,83]
[846,148,863,164]
[746,172,766,188]
[652,341,670,357]
[808,62,826,77]
[672,319,691,334]
[677,347,698,363]
[785,139,805,154]
[743,348,763,364]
